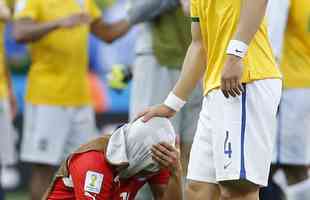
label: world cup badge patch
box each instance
[84,171,104,194]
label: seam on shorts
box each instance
[240,84,247,179]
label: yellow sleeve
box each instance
[191,0,200,22]
[14,0,40,20]
[88,0,101,20]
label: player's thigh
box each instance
[187,97,217,184]
[219,180,259,199]
[211,79,281,187]
[21,104,71,165]
[0,99,11,163]
[63,106,98,158]
[0,99,18,165]
[186,180,220,200]
[274,89,310,165]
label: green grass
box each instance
[5,190,29,200]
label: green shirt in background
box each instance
[151,8,191,69]
[94,0,115,10]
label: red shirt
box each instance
[48,151,170,200]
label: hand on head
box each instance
[151,142,181,174]
[136,104,176,123]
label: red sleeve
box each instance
[69,151,114,200]
[147,169,171,185]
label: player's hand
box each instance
[137,104,176,122]
[221,55,245,98]
[151,143,181,175]
[56,13,92,28]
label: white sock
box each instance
[286,178,310,200]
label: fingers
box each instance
[160,142,179,154]
[151,144,177,167]
[152,151,169,168]
[221,78,229,98]
[134,109,150,122]
[142,111,156,122]
[221,78,244,98]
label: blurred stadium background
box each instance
[3,0,137,199]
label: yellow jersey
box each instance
[14,0,101,106]
[0,22,7,99]
[191,0,282,95]
[280,0,310,89]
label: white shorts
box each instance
[187,79,282,186]
[130,53,202,143]
[273,89,310,165]
[0,99,18,166]
[21,104,98,165]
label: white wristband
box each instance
[164,92,186,112]
[226,40,248,58]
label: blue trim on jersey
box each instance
[240,84,247,179]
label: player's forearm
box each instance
[172,40,206,101]
[233,0,268,44]
[91,19,130,43]
[4,65,13,94]
[162,169,183,200]
[13,20,59,43]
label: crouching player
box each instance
[43,117,182,200]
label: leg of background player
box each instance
[186,181,220,200]
[259,165,286,200]
[283,165,310,200]
[219,180,259,200]
[30,164,56,200]
[0,185,4,200]
[0,166,4,200]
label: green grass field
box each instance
[6,190,28,200]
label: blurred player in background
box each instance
[138,0,282,199]
[12,0,131,199]
[128,0,202,196]
[0,0,18,198]
[263,0,310,200]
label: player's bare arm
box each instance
[13,13,91,43]
[151,143,183,200]
[221,0,269,98]
[90,0,181,43]
[180,0,190,16]
[90,18,130,43]
[140,22,206,122]
[0,0,10,21]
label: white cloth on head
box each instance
[106,117,176,178]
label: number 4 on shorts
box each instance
[224,131,232,158]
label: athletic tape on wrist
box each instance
[226,40,248,58]
[164,92,186,112]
